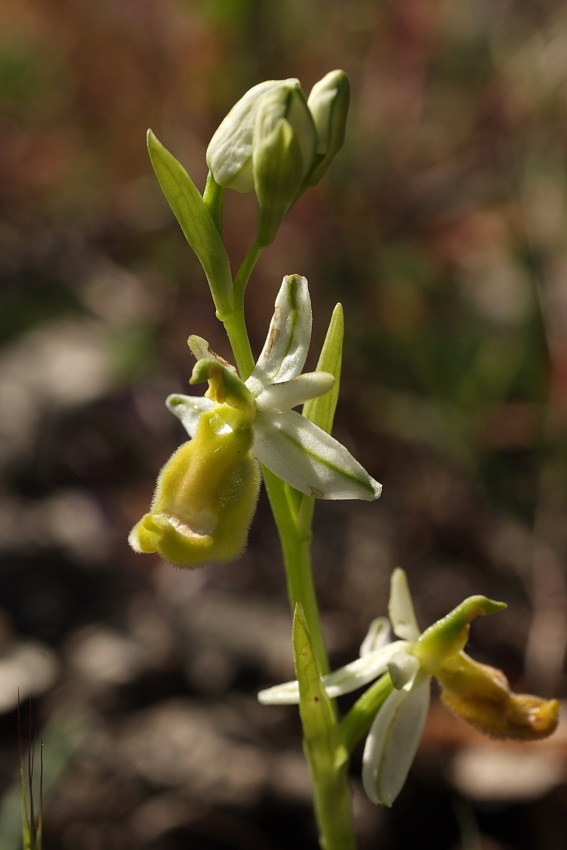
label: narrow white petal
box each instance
[166,394,214,438]
[389,568,420,641]
[258,680,300,705]
[362,674,430,807]
[249,275,312,386]
[253,409,382,500]
[360,618,392,657]
[387,651,420,691]
[254,372,334,412]
[322,641,408,697]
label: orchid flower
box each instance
[129,274,381,567]
[168,274,381,501]
[259,569,560,806]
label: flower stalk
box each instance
[131,70,559,850]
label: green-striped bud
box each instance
[206,78,315,195]
[305,70,350,187]
[253,83,316,245]
[206,72,349,244]
[206,80,281,192]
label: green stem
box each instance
[222,244,355,849]
[310,756,357,850]
[222,241,264,380]
[226,242,330,674]
[234,240,263,304]
[340,674,393,755]
[294,606,357,850]
[203,171,225,236]
[263,469,331,677]
[224,302,255,378]
[265,477,359,849]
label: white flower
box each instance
[259,568,424,806]
[168,274,382,502]
[259,569,559,807]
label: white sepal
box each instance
[249,275,312,388]
[206,80,290,192]
[389,567,420,641]
[166,394,214,438]
[253,409,382,500]
[257,639,408,706]
[362,674,430,807]
[258,679,301,705]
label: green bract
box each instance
[147,130,233,320]
[253,84,315,246]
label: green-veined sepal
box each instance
[253,408,382,500]
[361,674,430,807]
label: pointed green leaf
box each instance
[303,303,343,435]
[293,604,357,848]
[293,603,342,766]
[147,130,233,319]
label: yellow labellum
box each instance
[439,654,560,741]
[129,408,260,568]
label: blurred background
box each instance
[1,1,567,848]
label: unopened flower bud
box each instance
[129,408,260,568]
[206,78,315,196]
[206,73,350,243]
[305,70,350,187]
[254,84,316,245]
